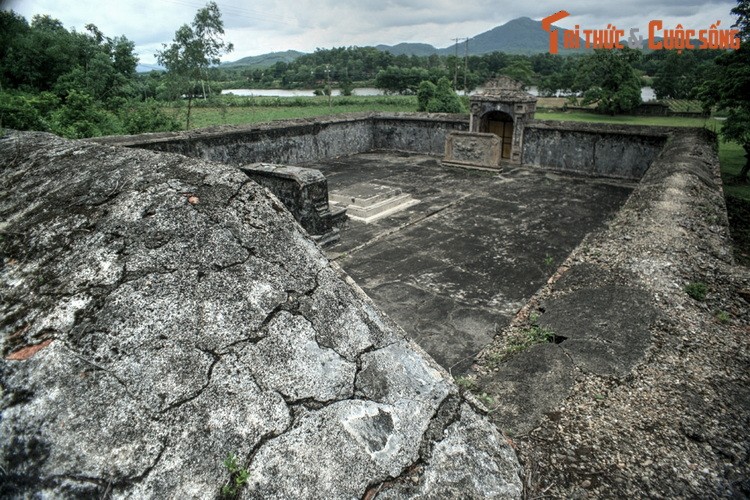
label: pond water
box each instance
[222,87,384,97]
[222,86,658,102]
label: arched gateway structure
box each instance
[469,77,537,163]
[443,77,537,170]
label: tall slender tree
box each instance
[156,1,233,129]
[700,0,750,182]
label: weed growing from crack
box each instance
[486,313,557,367]
[543,255,555,269]
[508,313,555,351]
[685,281,708,301]
[715,310,730,324]
[221,453,250,499]
[477,392,495,408]
[454,375,478,391]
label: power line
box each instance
[160,0,297,27]
[452,37,468,90]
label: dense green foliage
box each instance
[649,50,722,100]
[0,10,179,137]
[577,50,643,114]
[700,0,750,181]
[416,78,464,113]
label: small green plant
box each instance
[221,453,250,498]
[477,392,495,407]
[715,310,731,324]
[543,255,555,268]
[685,281,708,301]
[524,324,555,344]
[517,313,555,345]
[455,375,478,391]
[494,313,558,362]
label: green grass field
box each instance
[536,110,714,128]
[163,95,418,129]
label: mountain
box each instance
[136,63,164,73]
[374,42,439,57]
[222,50,305,68]
[439,17,579,56]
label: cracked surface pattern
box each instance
[0,132,521,498]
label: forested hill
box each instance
[224,16,580,68]
[223,50,306,68]
[457,17,569,55]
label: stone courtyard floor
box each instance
[304,152,633,375]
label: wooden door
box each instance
[489,120,513,159]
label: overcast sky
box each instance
[2,0,740,68]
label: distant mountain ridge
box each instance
[224,17,583,67]
[455,17,569,55]
[223,50,305,68]
[374,42,439,57]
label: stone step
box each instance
[329,183,402,208]
[329,186,419,223]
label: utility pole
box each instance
[452,37,468,91]
[463,38,469,94]
[452,38,461,89]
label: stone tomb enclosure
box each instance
[307,152,633,374]
[3,114,748,498]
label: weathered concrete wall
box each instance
[99,116,672,183]
[99,116,374,166]
[97,113,469,165]
[522,121,670,180]
[372,114,468,155]
[239,163,343,245]
[0,131,522,499]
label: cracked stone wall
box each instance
[95,113,470,164]
[99,116,376,166]
[371,114,468,155]
[0,131,522,498]
[522,121,669,180]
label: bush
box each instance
[120,99,181,134]
[416,80,436,112]
[49,90,122,138]
[684,281,708,301]
[0,91,59,131]
[417,77,464,114]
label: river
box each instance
[222,86,658,102]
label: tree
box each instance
[575,49,642,115]
[500,59,534,88]
[653,52,693,99]
[156,1,233,129]
[700,0,750,182]
[416,77,464,113]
